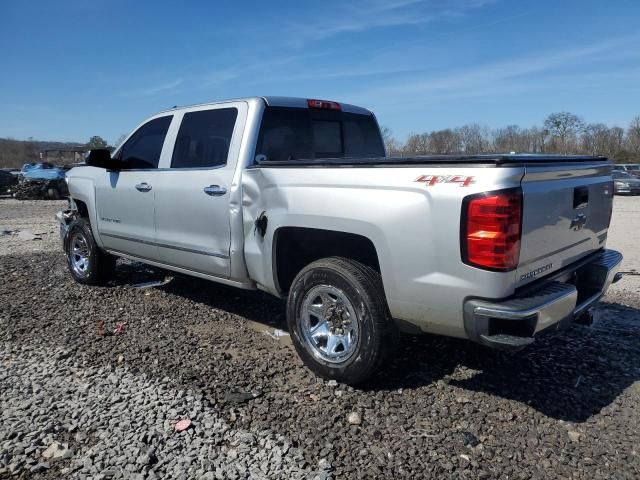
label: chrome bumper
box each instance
[464,249,623,350]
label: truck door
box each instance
[94,115,173,261]
[153,102,247,278]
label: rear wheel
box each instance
[65,218,116,285]
[287,257,397,385]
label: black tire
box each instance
[286,257,397,385]
[64,218,116,285]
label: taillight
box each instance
[307,99,341,110]
[461,188,522,271]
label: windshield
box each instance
[626,165,639,171]
[255,107,385,162]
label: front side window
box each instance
[171,108,238,168]
[120,116,172,169]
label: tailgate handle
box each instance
[573,186,589,209]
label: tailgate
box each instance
[517,161,613,287]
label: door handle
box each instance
[135,183,152,192]
[203,185,227,196]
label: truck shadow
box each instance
[112,261,288,328]
[112,264,639,423]
[368,301,640,423]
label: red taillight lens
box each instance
[462,188,522,271]
[307,98,341,110]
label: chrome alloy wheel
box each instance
[300,284,360,363]
[70,232,90,276]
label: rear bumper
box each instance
[463,249,623,350]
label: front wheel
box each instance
[286,257,397,385]
[65,218,116,285]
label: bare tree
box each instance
[582,123,611,155]
[528,127,548,153]
[582,124,625,158]
[626,116,640,155]
[608,127,625,157]
[493,125,533,153]
[456,124,491,154]
[404,132,430,154]
[379,126,402,156]
[544,112,585,154]
[428,129,461,154]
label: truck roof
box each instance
[157,96,373,116]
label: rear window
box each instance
[255,107,384,162]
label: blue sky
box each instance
[1,0,639,144]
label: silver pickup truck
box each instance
[58,96,622,384]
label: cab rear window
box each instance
[256,107,384,162]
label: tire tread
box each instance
[65,218,115,285]
[287,256,397,384]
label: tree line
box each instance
[382,112,640,162]
[0,135,112,169]
[2,113,640,169]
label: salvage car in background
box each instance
[15,162,68,200]
[0,169,18,196]
[613,171,640,195]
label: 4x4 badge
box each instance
[415,175,475,187]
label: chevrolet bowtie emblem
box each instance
[570,213,587,231]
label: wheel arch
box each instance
[272,226,382,296]
[66,174,103,247]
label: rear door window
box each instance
[119,116,172,169]
[171,108,238,168]
[256,107,384,162]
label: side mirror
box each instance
[86,149,120,170]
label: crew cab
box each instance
[58,96,622,384]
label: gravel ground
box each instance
[0,199,65,255]
[0,198,639,479]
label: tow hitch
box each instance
[573,310,594,327]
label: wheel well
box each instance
[274,227,381,295]
[73,199,89,219]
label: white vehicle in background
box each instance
[612,171,640,195]
[612,164,640,177]
[58,96,622,384]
